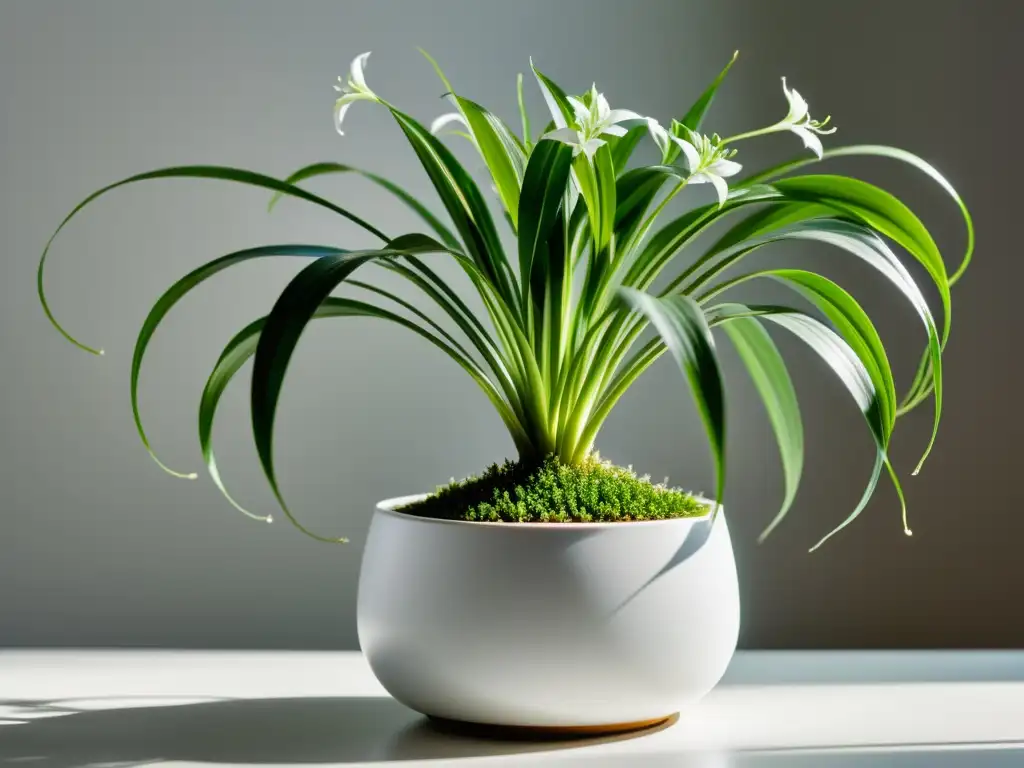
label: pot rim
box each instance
[374,493,718,530]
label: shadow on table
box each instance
[0,695,672,766]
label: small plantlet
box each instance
[39,50,972,551]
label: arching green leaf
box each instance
[617,289,726,518]
[268,161,460,250]
[131,244,349,479]
[200,297,525,530]
[39,166,388,355]
[720,315,804,542]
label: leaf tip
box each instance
[98,348,106,356]
[904,527,913,537]
[184,472,198,480]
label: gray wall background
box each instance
[1,0,1019,649]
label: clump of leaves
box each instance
[399,454,708,523]
[38,48,972,550]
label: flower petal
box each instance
[647,118,670,157]
[790,124,824,159]
[430,112,467,135]
[671,135,702,171]
[580,137,606,160]
[350,52,371,89]
[707,173,730,207]
[782,77,809,124]
[708,158,743,177]
[567,96,591,128]
[544,126,582,147]
[605,108,643,125]
[333,92,374,135]
[334,100,354,135]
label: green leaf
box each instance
[665,50,738,164]
[131,244,348,479]
[518,138,574,311]
[742,144,973,284]
[623,202,716,289]
[453,95,528,229]
[200,297,526,530]
[618,289,726,518]
[614,165,685,251]
[390,108,519,314]
[701,202,835,260]
[268,161,460,250]
[39,165,388,355]
[574,143,617,254]
[530,61,575,130]
[756,310,907,550]
[608,125,649,174]
[680,50,738,131]
[517,73,533,151]
[772,175,951,341]
[199,300,363,526]
[741,145,970,414]
[767,269,898,434]
[248,237,455,541]
[719,315,804,542]
[690,215,944,473]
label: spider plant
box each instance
[38,51,972,551]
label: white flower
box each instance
[544,84,643,159]
[646,118,671,159]
[333,52,378,135]
[778,77,836,159]
[672,128,742,206]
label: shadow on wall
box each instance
[0,695,673,766]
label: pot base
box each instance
[427,712,678,739]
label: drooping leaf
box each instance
[248,236,451,540]
[618,289,726,518]
[742,144,973,284]
[720,268,898,433]
[719,314,804,542]
[268,161,460,250]
[131,244,349,479]
[689,216,944,472]
[39,166,388,355]
[772,175,951,341]
[747,144,970,412]
[200,297,526,529]
[757,311,906,550]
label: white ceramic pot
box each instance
[357,495,740,730]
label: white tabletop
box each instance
[2,650,1023,766]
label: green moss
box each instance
[396,454,709,523]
